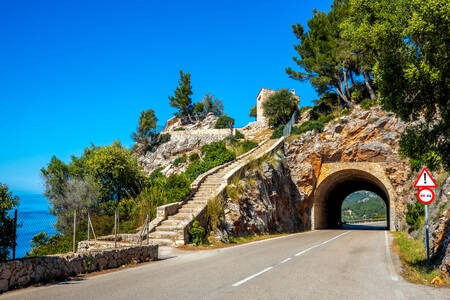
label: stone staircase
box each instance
[148,137,285,247]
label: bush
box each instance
[271,125,285,139]
[317,114,335,124]
[207,196,225,231]
[189,153,200,162]
[263,89,298,127]
[157,133,171,145]
[360,98,377,109]
[340,108,352,116]
[239,141,258,154]
[339,118,349,124]
[291,126,301,135]
[299,120,324,133]
[235,130,245,139]
[174,127,185,131]
[299,106,312,115]
[405,202,424,232]
[189,220,205,245]
[0,184,19,261]
[215,116,235,129]
[172,155,187,167]
[165,174,191,203]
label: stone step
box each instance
[179,207,201,213]
[156,225,177,231]
[149,238,173,247]
[182,203,205,208]
[168,213,194,220]
[190,200,208,205]
[161,219,181,226]
[149,231,176,239]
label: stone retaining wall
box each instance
[0,244,158,293]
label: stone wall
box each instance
[0,244,158,293]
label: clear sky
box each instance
[0,0,331,194]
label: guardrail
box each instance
[283,110,297,137]
[343,218,387,224]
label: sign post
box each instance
[414,168,437,265]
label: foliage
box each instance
[0,183,19,261]
[189,153,200,162]
[299,106,313,115]
[172,155,187,167]
[193,102,205,117]
[234,130,245,140]
[360,98,377,110]
[131,109,158,143]
[188,220,205,246]
[41,142,149,232]
[406,202,425,232]
[226,139,258,157]
[341,196,386,221]
[168,70,194,118]
[215,116,235,129]
[207,196,225,231]
[393,232,445,284]
[28,233,73,257]
[200,93,224,116]
[317,114,335,124]
[262,89,298,127]
[249,105,257,118]
[270,125,285,139]
[174,127,185,131]
[291,126,301,135]
[299,120,325,133]
[156,133,171,146]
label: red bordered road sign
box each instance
[417,188,435,204]
[414,168,437,188]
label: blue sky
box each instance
[0,0,331,194]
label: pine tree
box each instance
[168,70,194,120]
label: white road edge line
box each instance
[232,266,273,287]
[232,231,351,287]
[384,231,399,281]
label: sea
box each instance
[11,193,57,258]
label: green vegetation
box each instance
[393,232,446,285]
[234,130,245,140]
[405,202,425,232]
[341,192,386,222]
[188,153,200,162]
[131,109,158,143]
[287,0,449,171]
[270,125,285,139]
[168,70,194,120]
[172,155,187,167]
[249,105,257,118]
[188,220,205,246]
[298,120,325,133]
[0,183,19,261]
[214,116,235,129]
[207,196,225,232]
[200,93,224,117]
[263,89,298,128]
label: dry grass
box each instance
[392,232,449,286]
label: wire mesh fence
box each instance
[6,208,151,261]
[283,110,298,137]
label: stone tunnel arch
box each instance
[313,163,396,230]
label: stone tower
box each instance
[256,88,299,125]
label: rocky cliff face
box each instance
[213,151,302,241]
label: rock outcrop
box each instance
[215,151,302,240]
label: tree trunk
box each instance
[343,68,351,102]
[334,85,353,108]
[363,70,377,100]
[349,71,355,86]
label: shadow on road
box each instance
[342,223,387,230]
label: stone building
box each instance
[256,88,300,125]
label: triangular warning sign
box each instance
[414,168,437,188]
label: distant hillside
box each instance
[341,191,386,221]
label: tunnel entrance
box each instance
[313,168,392,230]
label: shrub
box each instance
[239,141,258,154]
[189,220,205,245]
[317,114,335,124]
[215,116,235,129]
[299,106,312,115]
[249,105,257,118]
[405,202,424,232]
[263,89,298,127]
[339,118,349,124]
[172,155,187,167]
[157,133,171,145]
[189,153,200,162]
[340,107,352,116]
[360,98,377,109]
[174,127,185,131]
[0,184,19,261]
[207,196,225,231]
[149,168,164,183]
[299,120,324,133]
[291,126,301,135]
[235,130,245,139]
[270,125,285,139]
[164,174,191,203]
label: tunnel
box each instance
[313,169,391,230]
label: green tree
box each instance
[249,105,257,118]
[286,0,358,108]
[168,70,194,120]
[201,93,224,116]
[0,183,19,261]
[132,109,158,143]
[262,89,298,127]
[193,102,205,118]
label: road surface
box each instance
[2,224,448,300]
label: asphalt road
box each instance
[2,223,448,300]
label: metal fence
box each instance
[7,208,149,260]
[283,110,298,137]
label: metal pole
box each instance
[114,209,117,249]
[87,212,90,241]
[73,210,77,253]
[425,204,430,264]
[12,209,17,260]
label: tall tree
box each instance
[263,89,299,127]
[201,93,224,116]
[132,109,158,143]
[168,70,194,120]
